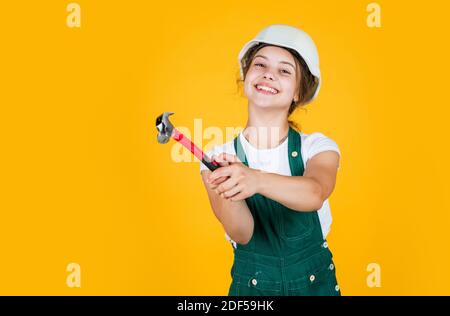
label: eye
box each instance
[281,69,291,75]
[254,63,265,68]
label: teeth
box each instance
[256,85,278,94]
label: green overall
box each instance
[228,126,341,296]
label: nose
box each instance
[263,71,275,81]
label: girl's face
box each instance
[244,45,300,112]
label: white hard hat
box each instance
[238,24,321,102]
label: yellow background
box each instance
[1,0,449,295]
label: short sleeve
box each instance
[304,132,341,169]
[225,232,237,249]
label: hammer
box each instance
[156,112,220,171]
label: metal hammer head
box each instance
[156,112,175,144]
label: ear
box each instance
[293,90,300,103]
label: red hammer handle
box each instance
[172,128,220,171]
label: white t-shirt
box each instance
[199,130,341,247]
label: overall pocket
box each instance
[230,258,282,296]
[232,273,282,296]
[287,260,340,296]
[278,207,314,241]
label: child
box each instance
[200,24,341,296]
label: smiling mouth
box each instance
[254,84,279,95]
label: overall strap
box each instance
[234,132,248,167]
[287,126,305,176]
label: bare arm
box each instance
[201,170,254,245]
[257,151,340,211]
[211,151,340,212]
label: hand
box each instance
[208,153,261,201]
[206,153,233,190]
[202,153,236,190]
